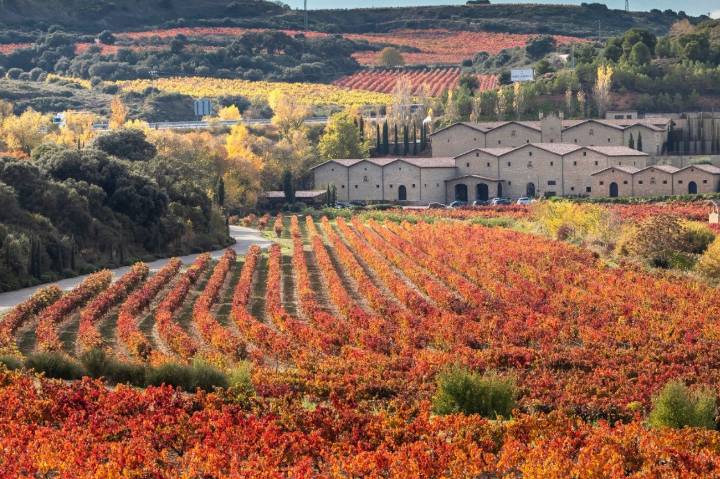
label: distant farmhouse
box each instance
[311,114,720,202]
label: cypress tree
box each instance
[359,116,364,142]
[282,170,295,204]
[382,121,389,155]
[637,131,643,152]
[403,124,409,155]
[393,124,399,155]
[412,123,418,155]
[375,122,381,154]
[628,133,635,149]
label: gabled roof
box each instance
[642,165,679,174]
[454,146,514,158]
[430,122,488,137]
[444,174,502,183]
[584,146,648,157]
[310,157,456,170]
[590,165,641,176]
[562,119,624,133]
[677,164,720,174]
[530,143,583,155]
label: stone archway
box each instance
[689,181,698,195]
[454,184,468,202]
[526,182,536,198]
[476,183,489,201]
[398,185,407,201]
[609,182,619,198]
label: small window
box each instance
[507,162,511,167]
[638,180,643,185]
[466,162,470,167]
[623,180,628,185]
[703,179,708,184]
[589,128,594,136]
[364,167,367,171]
[586,186,591,193]
[599,181,605,186]
[662,180,667,184]
[583,152,587,157]
[511,130,517,137]
[412,184,416,188]
[608,138,611,143]
[574,139,578,143]
[548,180,556,186]
[424,184,427,188]
[363,175,368,182]
[650,177,656,184]
[550,161,554,166]
[573,161,577,166]
[570,186,575,191]
[486,162,491,167]
[376,184,380,188]
[436,183,440,187]
[354,185,358,188]
[527,161,533,168]
[474,137,477,141]
[331,168,335,172]
[398,167,402,171]
[508,181,512,185]
[678,180,683,184]
[594,161,599,166]
[498,140,502,144]
[390,184,394,188]
[476,153,479,157]
[528,151,533,157]
[619,162,622,166]
[526,139,530,144]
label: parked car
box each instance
[427,202,447,209]
[448,201,468,208]
[490,197,512,206]
[472,200,490,206]
[334,201,351,209]
[516,197,534,205]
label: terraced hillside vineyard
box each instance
[334,68,498,95]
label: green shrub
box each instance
[432,366,516,418]
[228,361,254,399]
[682,221,715,254]
[80,348,147,386]
[25,352,85,380]
[190,359,229,391]
[0,355,23,371]
[146,362,195,390]
[697,237,720,279]
[648,381,716,430]
[146,360,228,392]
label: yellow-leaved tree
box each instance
[53,111,97,149]
[268,90,311,137]
[217,105,242,121]
[0,108,50,155]
[224,123,263,210]
[593,64,614,117]
[109,97,128,129]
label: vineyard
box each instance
[114,76,394,107]
[333,68,498,95]
[2,209,720,474]
[345,29,586,65]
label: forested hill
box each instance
[0,0,698,37]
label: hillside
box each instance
[0,0,696,37]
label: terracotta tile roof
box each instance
[264,190,326,199]
[531,143,583,155]
[646,165,679,174]
[393,157,456,168]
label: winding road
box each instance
[0,225,273,313]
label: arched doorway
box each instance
[476,183,489,201]
[454,184,468,202]
[497,182,503,198]
[688,181,698,194]
[398,185,407,201]
[526,182,536,198]
[609,182,619,197]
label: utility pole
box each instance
[598,20,601,42]
[304,0,308,31]
[625,0,629,12]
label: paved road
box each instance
[0,226,273,313]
